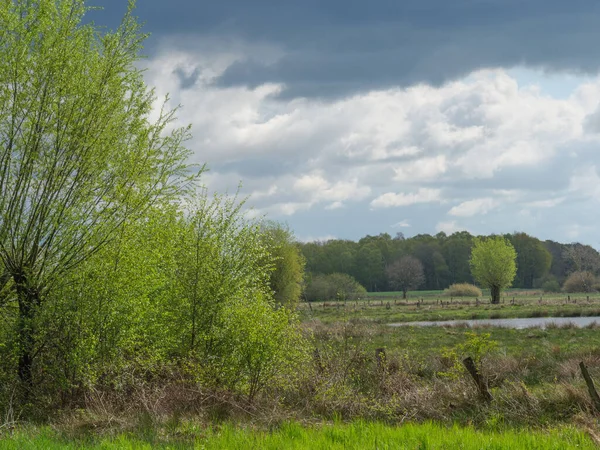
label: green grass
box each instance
[353,321,600,373]
[1,421,596,449]
[301,289,600,324]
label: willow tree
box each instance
[260,221,305,309]
[0,1,191,390]
[470,236,517,304]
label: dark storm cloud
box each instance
[174,67,202,90]
[93,0,600,98]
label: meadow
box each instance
[299,289,600,323]
[5,289,600,448]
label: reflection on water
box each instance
[389,316,600,329]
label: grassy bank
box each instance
[300,290,600,323]
[1,421,596,449]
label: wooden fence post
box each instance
[580,361,600,412]
[463,356,492,402]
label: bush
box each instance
[562,271,598,293]
[303,273,367,302]
[542,279,561,293]
[443,283,482,297]
[209,294,308,401]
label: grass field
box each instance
[300,289,600,323]
[295,289,600,429]
[5,289,600,449]
[1,421,597,449]
[309,318,600,357]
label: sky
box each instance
[93,1,600,245]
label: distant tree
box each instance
[359,233,394,264]
[544,240,571,284]
[260,222,305,309]
[386,256,425,299]
[442,232,474,285]
[300,242,329,274]
[432,251,451,289]
[510,233,552,288]
[470,236,517,304]
[563,244,600,275]
[325,240,358,274]
[354,243,385,291]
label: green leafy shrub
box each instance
[438,332,499,379]
[443,283,482,297]
[542,279,561,293]
[207,294,308,401]
[533,274,561,293]
[303,273,367,302]
[259,222,306,309]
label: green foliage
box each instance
[0,189,309,408]
[215,297,308,401]
[542,279,561,293]
[510,233,552,288]
[0,0,192,392]
[562,271,598,293]
[167,192,307,399]
[439,332,499,379]
[300,232,592,292]
[0,0,308,404]
[304,273,367,302]
[354,243,385,291]
[534,274,562,293]
[441,232,474,284]
[260,222,306,309]
[470,236,517,303]
[443,283,482,297]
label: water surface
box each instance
[389,316,600,329]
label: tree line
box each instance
[300,231,600,293]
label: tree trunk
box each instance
[14,273,40,391]
[402,288,407,299]
[491,285,500,304]
[463,356,492,402]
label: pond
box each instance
[389,316,600,329]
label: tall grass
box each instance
[0,421,596,449]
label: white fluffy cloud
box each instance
[371,189,442,208]
[448,198,498,217]
[142,43,600,244]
